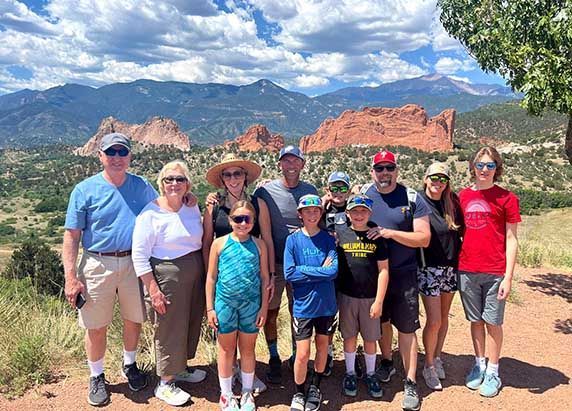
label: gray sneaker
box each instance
[402,379,420,411]
[434,357,446,380]
[376,360,396,383]
[422,366,443,391]
[290,392,305,411]
[304,384,322,411]
[88,373,109,406]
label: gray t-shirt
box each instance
[253,179,318,263]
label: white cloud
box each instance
[449,75,471,83]
[293,74,329,88]
[435,57,474,74]
[248,0,298,21]
[430,14,462,52]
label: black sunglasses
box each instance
[428,175,449,184]
[162,176,188,184]
[230,214,252,224]
[103,147,130,157]
[373,164,396,172]
[222,170,245,179]
[329,186,349,193]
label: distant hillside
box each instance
[0,75,518,148]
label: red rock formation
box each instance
[299,105,454,153]
[77,116,190,155]
[225,124,284,152]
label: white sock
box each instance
[328,345,333,357]
[219,376,233,395]
[123,349,136,366]
[241,371,254,392]
[364,353,377,376]
[476,356,486,371]
[344,351,356,375]
[88,358,104,377]
[486,362,499,376]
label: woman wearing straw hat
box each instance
[417,162,464,392]
[203,153,276,395]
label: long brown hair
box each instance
[423,179,463,231]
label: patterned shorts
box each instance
[417,266,458,297]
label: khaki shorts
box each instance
[338,293,381,342]
[268,264,293,311]
[77,252,146,329]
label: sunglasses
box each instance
[162,176,188,184]
[329,186,349,193]
[428,175,450,184]
[475,162,497,170]
[230,214,252,224]
[373,164,396,172]
[221,170,245,179]
[103,147,130,157]
[349,196,373,209]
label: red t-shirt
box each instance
[459,185,521,275]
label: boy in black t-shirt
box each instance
[336,194,389,398]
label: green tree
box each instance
[438,1,572,163]
[2,238,64,297]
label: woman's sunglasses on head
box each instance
[329,186,349,193]
[162,176,188,184]
[475,162,497,170]
[103,147,130,157]
[230,214,252,224]
[428,175,449,184]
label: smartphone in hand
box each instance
[75,293,86,309]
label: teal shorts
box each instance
[215,294,261,334]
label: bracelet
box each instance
[206,308,214,312]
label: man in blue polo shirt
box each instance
[63,133,157,406]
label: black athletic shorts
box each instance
[380,269,420,334]
[293,315,337,341]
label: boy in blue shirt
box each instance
[284,194,338,411]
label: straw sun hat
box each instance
[206,153,262,189]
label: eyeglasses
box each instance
[298,196,322,208]
[329,186,349,193]
[373,164,396,172]
[103,147,130,157]
[162,176,188,184]
[230,215,252,224]
[221,170,245,179]
[428,175,450,184]
[475,162,497,170]
[349,196,373,209]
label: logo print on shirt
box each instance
[464,199,491,230]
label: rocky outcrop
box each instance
[76,116,190,155]
[299,105,454,153]
[225,124,284,152]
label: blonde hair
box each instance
[423,178,462,231]
[157,160,192,196]
[469,146,504,182]
[229,200,256,223]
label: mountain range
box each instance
[0,74,517,148]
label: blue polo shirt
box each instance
[65,172,158,252]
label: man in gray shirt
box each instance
[253,145,318,384]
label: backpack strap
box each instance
[405,186,426,268]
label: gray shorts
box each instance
[268,264,293,311]
[338,293,381,342]
[458,271,506,325]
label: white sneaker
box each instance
[434,357,446,380]
[423,366,443,391]
[232,367,267,394]
[154,381,191,406]
[219,393,240,410]
[175,366,207,383]
[240,391,257,411]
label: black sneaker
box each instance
[323,354,333,377]
[304,384,322,411]
[342,373,357,397]
[376,359,396,383]
[88,373,109,406]
[290,392,305,411]
[365,374,383,398]
[122,362,148,392]
[266,356,282,385]
[402,378,421,411]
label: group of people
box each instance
[63,132,520,411]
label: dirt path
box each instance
[1,266,571,410]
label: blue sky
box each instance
[0,0,505,96]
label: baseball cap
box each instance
[425,162,450,178]
[100,132,131,151]
[279,145,304,161]
[347,194,373,211]
[371,150,396,167]
[297,194,323,210]
[328,171,350,186]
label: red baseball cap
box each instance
[371,150,397,167]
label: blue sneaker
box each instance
[342,373,357,397]
[465,365,485,390]
[479,373,502,397]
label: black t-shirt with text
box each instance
[336,222,388,298]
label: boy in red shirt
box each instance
[458,146,520,398]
